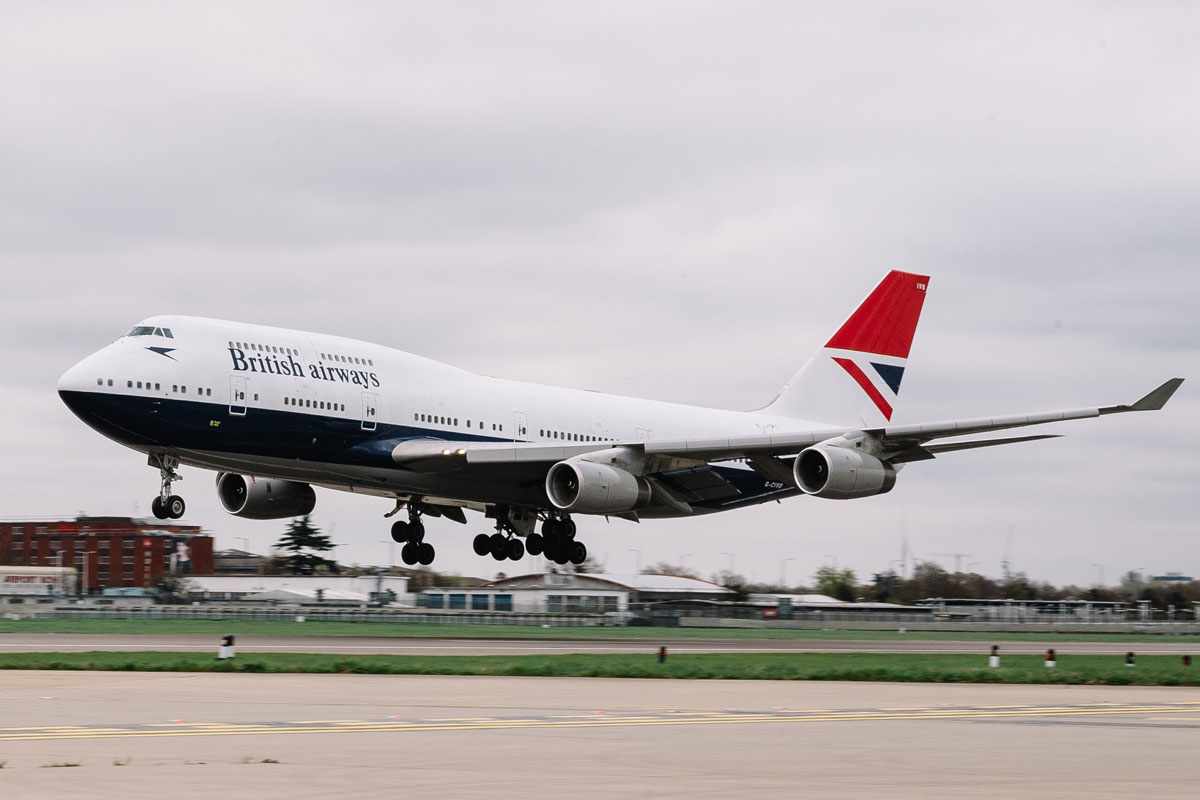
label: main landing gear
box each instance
[537,515,587,566]
[149,454,186,520]
[389,500,435,566]
[472,529,526,562]
[472,512,587,565]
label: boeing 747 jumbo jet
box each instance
[58,272,1182,567]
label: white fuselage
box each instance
[57,315,831,511]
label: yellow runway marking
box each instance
[3,703,1198,742]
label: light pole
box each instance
[781,557,796,588]
[379,539,395,569]
[628,548,641,574]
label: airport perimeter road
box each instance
[1,632,1199,655]
[1,673,1199,799]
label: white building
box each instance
[184,574,409,605]
[1,566,77,599]
[419,572,733,613]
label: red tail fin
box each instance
[825,271,929,358]
[762,270,930,424]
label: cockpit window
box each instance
[127,326,174,338]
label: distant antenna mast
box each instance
[1001,527,1014,582]
[900,536,910,579]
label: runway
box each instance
[1,632,1198,655]
[0,672,1197,798]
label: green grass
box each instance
[0,617,1196,643]
[1,651,1197,685]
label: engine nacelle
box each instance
[545,459,652,514]
[216,473,316,519]
[793,443,897,500]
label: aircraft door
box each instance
[361,391,379,432]
[229,376,248,416]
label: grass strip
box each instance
[1,651,1198,685]
[1,618,1197,643]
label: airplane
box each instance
[57,271,1183,568]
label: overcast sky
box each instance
[1,2,1195,587]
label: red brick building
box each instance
[0,517,213,593]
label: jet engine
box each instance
[545,459,652,514]
[216,473,317,519]
[793,442,897,499]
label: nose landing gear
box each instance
[149,454,186,520]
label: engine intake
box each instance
[216,473,316,519]
[545,459,651,514]
[794,443,896,500]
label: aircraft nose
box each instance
[58,350,106,395]
[57,359,90,393]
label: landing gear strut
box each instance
[389,499,435,566]
[149,454,185,520]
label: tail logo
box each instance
[824,270,928,422]
[830,354,902,420]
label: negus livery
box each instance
[57,271,1183,568]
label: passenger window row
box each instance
[321,351,373,367]
[285,397,346,413]
[414,412,501,433]
[104,378,212,397]
[540,429,609,444]
[230,340,300,358]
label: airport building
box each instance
[0,516,214,592]
[419,572,733,613]
[182,574,409,605]
[0,566,78,601]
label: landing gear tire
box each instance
[166,495,186,520]
[417,542,435,566]
[390,520,411,544]
[561,518,576,539]
[401,541,419,565]
[507,538,525,561]
[472,533,491,556]
[408,521,425,543]
[490,533,508,561]
[151,496,167,520]
[524,532,543,556]
[569,541,587,565]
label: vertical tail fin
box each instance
[762,270,929,424]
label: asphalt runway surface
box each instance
[1,672,1198,798]
[1,632,1199,655]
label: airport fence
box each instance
[18,605,616,627]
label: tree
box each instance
[273,514,338,575]
[641,562,700,579]
[571,555,605,574]
[814,566,858,602]
[154,574,194,604]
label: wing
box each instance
[389,378,1183,471]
